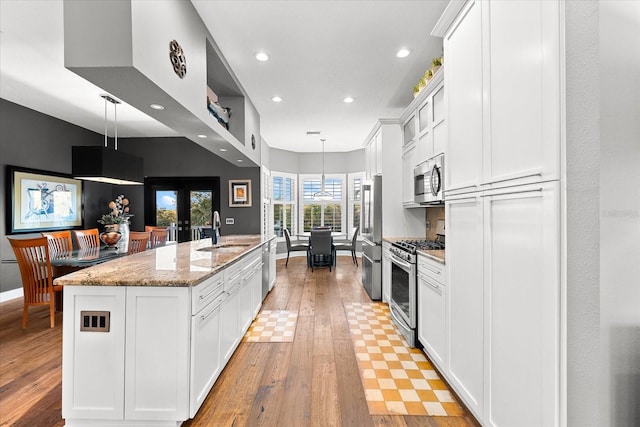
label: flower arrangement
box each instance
[97,194,132,225]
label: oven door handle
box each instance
[390,304,411,331]
[390,253,413,271]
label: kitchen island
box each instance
[57,235,270,427]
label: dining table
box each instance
[49,247,126,310]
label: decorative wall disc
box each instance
[169,40,187,79]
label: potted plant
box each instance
[431,56,443,75]
[97,195,132,251]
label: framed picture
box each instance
[229,180,252,207]
[6,165,83,234]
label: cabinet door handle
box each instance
[480,172,542,186]
[480,188,543,198]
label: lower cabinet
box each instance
[190,293,224,417]
[417,255,447,372]
[445,182,560,426]
[220,283,240,365]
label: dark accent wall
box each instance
[0,98,260,293]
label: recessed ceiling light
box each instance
[256,52,269,62]
[196,134,207,139]
[343,97,354,103]
[236,159,244,163]
[396,48,411,58]
[271,96,282,103]
[219,148,228,152]
[150,104,165,110]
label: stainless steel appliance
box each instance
[413,153,445,205]
[361,175,382,300]
[389,238,445,347]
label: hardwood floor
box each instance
[0,256,479,427]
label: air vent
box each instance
[80,311,110,332]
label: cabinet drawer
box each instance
[192,273,224,314]
[418,255,446,284]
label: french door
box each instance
[144,177,220,242]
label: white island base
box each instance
[59,237,267,426]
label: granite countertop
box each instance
[54,235,269,287]
[382,236,445,264]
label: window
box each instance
[272,173,296,237]
[300,175,345,232]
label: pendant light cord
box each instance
[101,94,121,151]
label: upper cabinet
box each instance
[400,67,445,207]
[436,0,561,196]
[64,0,261,167]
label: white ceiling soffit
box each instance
[0,0,176,139]
[192,0,448,153]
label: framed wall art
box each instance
[6,165,83,233]
[229,180,252,207]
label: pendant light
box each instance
[72,95,144,185]
[313,138,333,201]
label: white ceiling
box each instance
[0,0,447,154]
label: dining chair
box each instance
[42,230,74,257]
[308,228,334,272]
[150,228,169,248]
[8,236,63,328]
[333,226,359,266]
[73,228,100,250]
[284,228,309,267]
[128,231,150,254]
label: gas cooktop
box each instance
[392,238,445,254]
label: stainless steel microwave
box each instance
[413,153,444,204]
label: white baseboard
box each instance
[0,287,23,303]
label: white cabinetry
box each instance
[362,119,423,237]
[445,193,484,417]
[442,0,560,196]
[417,255,447,372]
[402,141,418,206]
[123,287,191,421]
[190,292,224,417]
[365,129,382,178]
[433,0,563,424]
[382,241,392,303]
[443,0,483,196]
[400,67,445,206]
[483,182,559,426]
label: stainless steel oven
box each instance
[389,239,446,348]
[389,249,417,346]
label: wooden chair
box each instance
[8,236,63,328]
[150,228,169,248]
[333,226,359,266]
[42,230,73,257]
[283,228,308,267]
[73,228,100,250]
[145,225,165,232]
[128,231,150,254]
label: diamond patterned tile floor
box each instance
[344,302,465,416]
[243,309,298,342]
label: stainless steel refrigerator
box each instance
[361,175,382,300]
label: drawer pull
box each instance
[199,286,220,300]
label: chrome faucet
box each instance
[212,210,221,245]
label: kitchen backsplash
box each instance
[425,206,445,241]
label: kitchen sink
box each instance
[197,243,252,252]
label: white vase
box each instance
[116,220,130,253]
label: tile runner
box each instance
[344,302,465,416]
[243,309,298,342]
